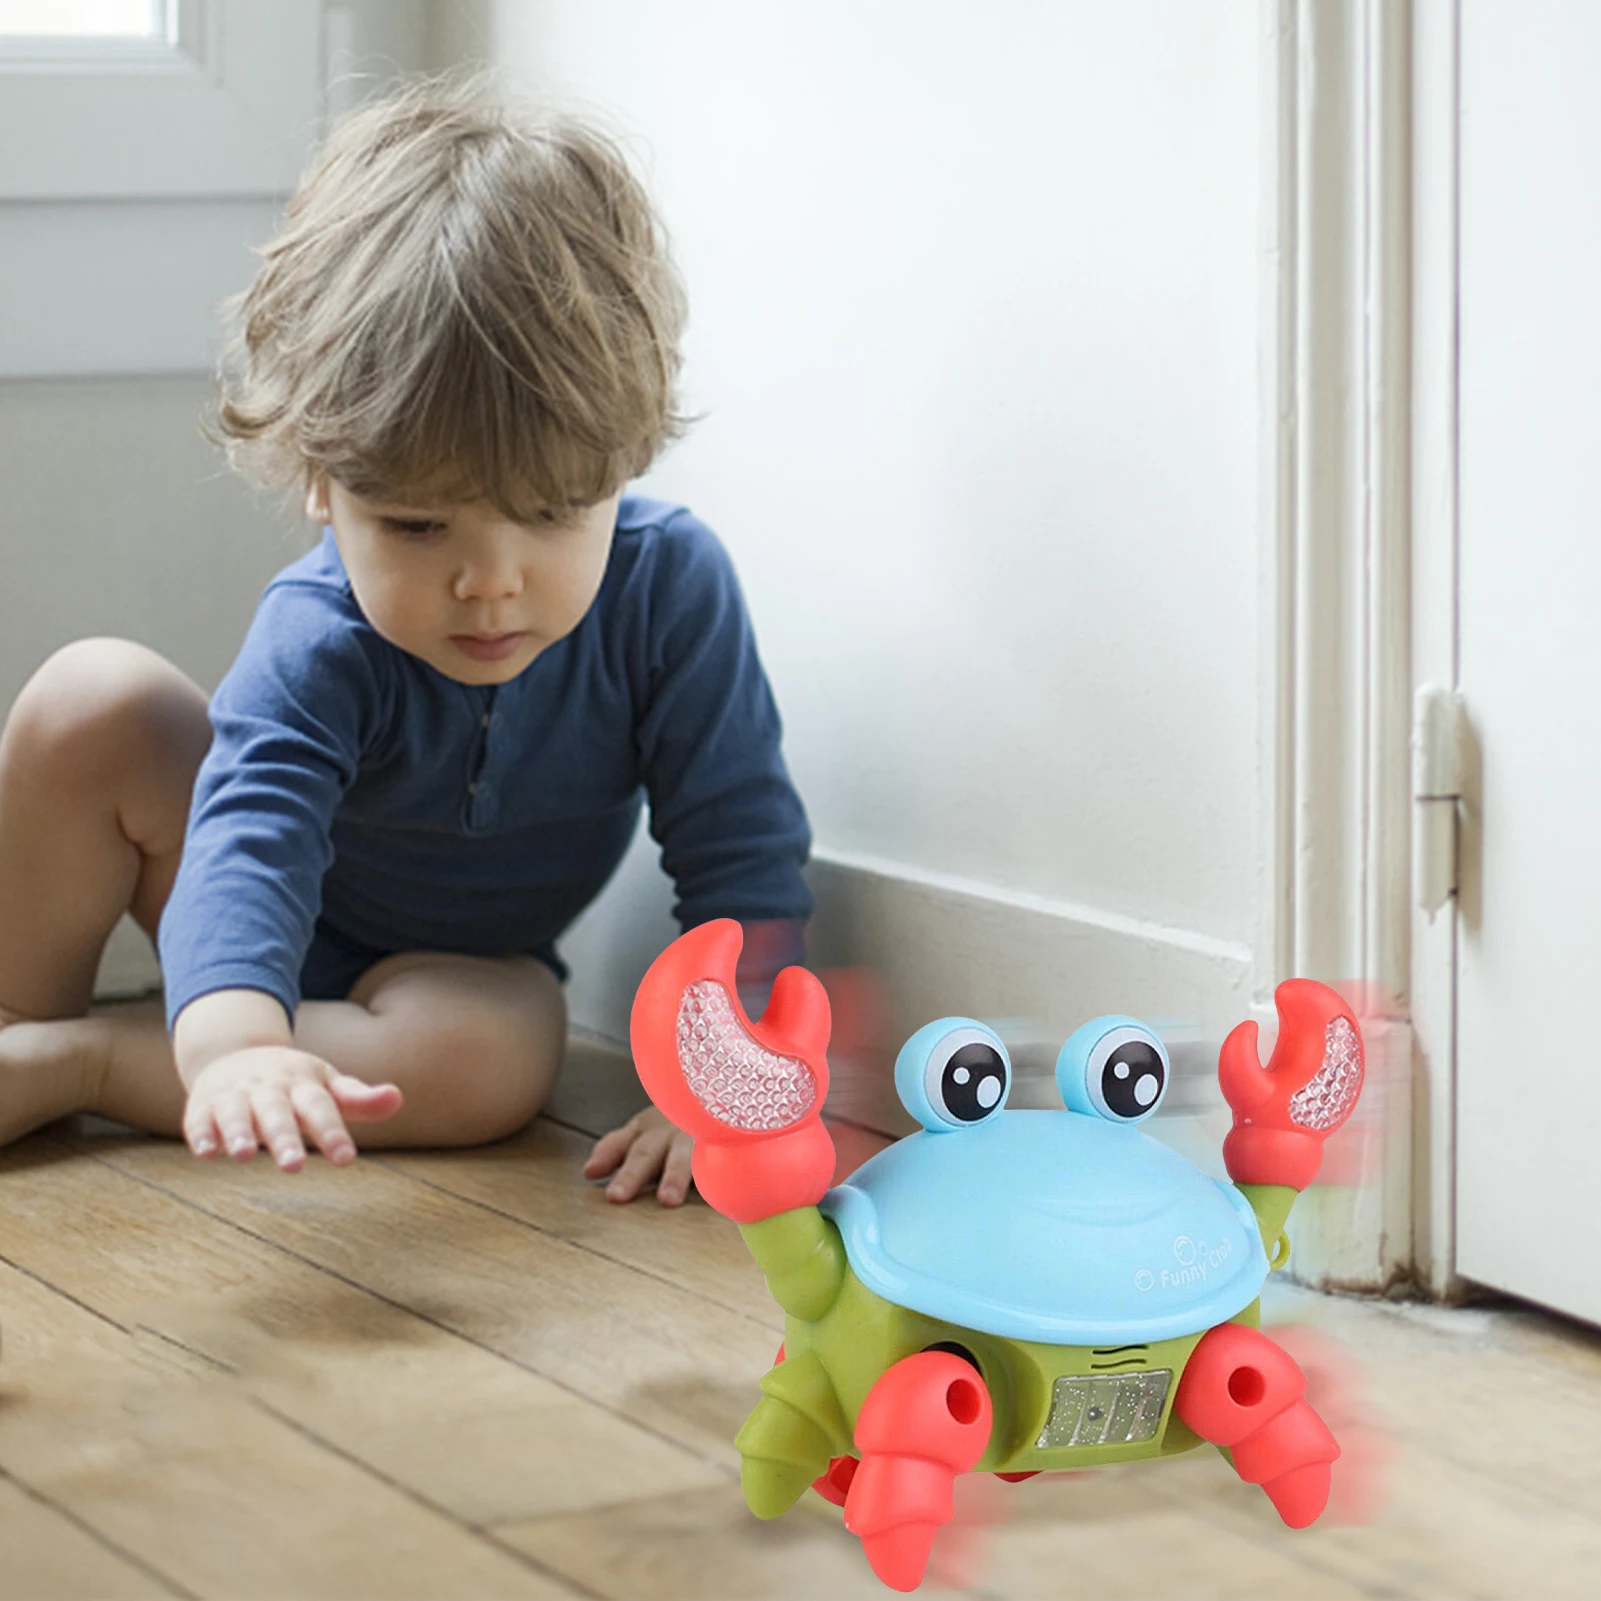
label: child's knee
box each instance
[444,1022,559,1142]
[5,639,208,787]
[412,1000,563,1144]
[341,953,564,1144]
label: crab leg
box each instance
[766,1341,862,1509]
[629,919,836,1221]
[737,1347,853,1519]
[1173,1322,1339,1528]
[843,1351,995,1592]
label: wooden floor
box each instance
[2,1035,1600,1601]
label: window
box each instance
[0,0,322,376]
[0,0,185,64]
[0,0,166,39]
[0,0,321,200]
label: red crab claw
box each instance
[1219,980,1365,1191]
[844,1352,995,1592]
[629,919,834,1223]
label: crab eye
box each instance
[893,1018,1011,1133]
[1055,1016,1169,1124]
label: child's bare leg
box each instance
[93,952,566,1152]
[0,639,565,1153]
[0,639,210,1142]
[0,639,208,1019]
[296,951,567,1147]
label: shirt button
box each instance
[481,713,492,729]
[468,782,480,797]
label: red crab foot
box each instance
[629,919,835,1222]
[812,1454,859,1507]
[1174,1322,1339,1528]
[1220,979,1365,1191]
[843,1351,995,1592]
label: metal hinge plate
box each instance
[1413,685,1465,918]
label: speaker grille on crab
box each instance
[676,980,817,1131]
[1288,1015,1363,1131]
[1036,1370,1172,1450]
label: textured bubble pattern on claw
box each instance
[676,980,817,1131]
[1288,1016,1362,1130]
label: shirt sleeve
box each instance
[634,511,813,975]
[157,579,388,1029]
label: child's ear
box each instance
[304,476,330,523]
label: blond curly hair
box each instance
[215,75,688,520]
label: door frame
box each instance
[1406,0,1463,1300]
[1260,0,1460,1297]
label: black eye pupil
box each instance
[1101,1041,1164,1118]
[940,1043,1007,1122]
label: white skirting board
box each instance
[805,850,1255,1053]
[560,833,1257,1071]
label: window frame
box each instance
[0,0,183,64]
[0,0,323,201]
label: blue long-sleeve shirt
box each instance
[158,495,812,1028]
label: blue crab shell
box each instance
[820,1112,1270,1345]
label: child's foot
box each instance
[0,1007,107,1145]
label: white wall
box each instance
[449,2,1265,1052]
[0,377,315,991]
[0,1,432,993]
[1,4,1268,1074]
[0,379,305,710]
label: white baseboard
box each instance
[802,848,1259,1150]
[806,848,1256,1040]
[559,835,1256,1050]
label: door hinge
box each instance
[1413,685,1464,919]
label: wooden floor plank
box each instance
[542,1036,650,1140]
[4,1095,1599,1601]
[958,1468,1380,1601]
[1231,1445,1600,1601]
[490,1484,930,1601]
[381,1038,896,1327]
[2,1136,727,1533]
[1351,1295,1601,1517]
[69,1128,787,1469]
[492,1465,1383,1601]
[0,1470,176,1599]
[0,1255,574,1599]
[377,1126,897,1312]
[6,1384,577,1600]
[1148,1287,1601,1601]
[376,1120,784,1327]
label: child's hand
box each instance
[583,1105,694,1205]
[182,1045,403,1172]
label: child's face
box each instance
[316,480,623,685]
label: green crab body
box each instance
[734,1182,1297,1516]
[630,920,1362,1591]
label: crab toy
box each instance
[631,920,1365,1592]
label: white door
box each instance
[1453,2,1601,1326]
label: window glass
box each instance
[0,1,164,38]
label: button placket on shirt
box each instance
[461,692,501,833]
